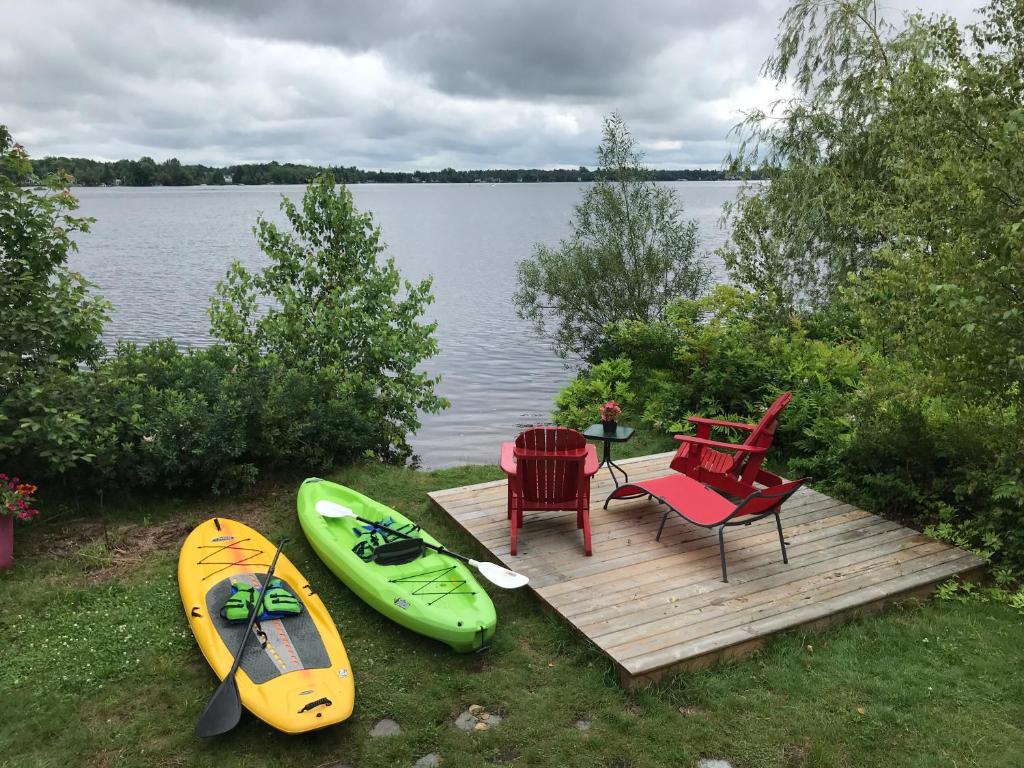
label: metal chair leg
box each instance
[655,509,671,541]
[718,526,728,583]
[775,512,789,564]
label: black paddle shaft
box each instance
[194,537,289,738]
[226,537,289,676]
[353,514,470,564]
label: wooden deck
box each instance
[429,452,984,686]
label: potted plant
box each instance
[1,474,39,571]
[599,400,622,434]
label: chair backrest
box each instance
[746,392,792,450]
[513,427,588,505]
[731,476,808,520]
[735,392,792,482]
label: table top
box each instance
[582,423,635,442]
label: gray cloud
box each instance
[0,0,983,169]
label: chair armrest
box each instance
[584,444,599,477]
[674,435,767,453]
[499,442,517,475]
[687,416,756,431]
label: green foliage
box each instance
[554,358,636,431]
[563,285,865,461]
[0,126,111,475]
[514,114,709,360]
[210,173,447,466]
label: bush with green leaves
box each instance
[514,113,709,361]
[559,285,866,464]
[554,358,637,431]
[209,173,447,467]
[0,126,110,475]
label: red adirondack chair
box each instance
[500,427,599,556]
[604,473,809,582]
[670,392,793,497]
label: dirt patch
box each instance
[27,520,107,560]
[783,742,811,766]
[29,497,276,584]
[489,746,521,764]
[83,517,197,584]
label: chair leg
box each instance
[510,502,519,556]
[775,512,789,564]
[581,505,592,556]
[718,526,728,583]
[655,509,670,541]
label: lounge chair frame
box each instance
[606,476,808,582]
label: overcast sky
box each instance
[1,0,983,170]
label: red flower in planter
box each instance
[599,400,622,422]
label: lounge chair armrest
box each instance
[584,444,599,477]
[673,435,767,453]
[500,442,517,475]
[687,416,756,431]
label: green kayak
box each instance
[297,478,497,653]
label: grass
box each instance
[1,455,1022,768]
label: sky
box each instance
[0,0,983,170]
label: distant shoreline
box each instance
[30,155,757,187]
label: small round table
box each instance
[582,423,635,487]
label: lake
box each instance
[69,182,740,468]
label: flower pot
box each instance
[602,420,618,434]
[0,515,13,571]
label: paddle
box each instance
[315,500,529,589]
[195,537,289,739]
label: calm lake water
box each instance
[69,182,740,468]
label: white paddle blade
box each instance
[472,560,530,589]
[315,500,356,519]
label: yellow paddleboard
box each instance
[178,518,355,734]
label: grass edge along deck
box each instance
[429,452,985,687]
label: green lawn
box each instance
[1,460,1022,768]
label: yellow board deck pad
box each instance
[178,518,355,734]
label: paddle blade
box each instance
[195,675,243,739]
[315,500,355,519]
[473,560,530,589]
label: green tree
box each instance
[0,126,111,471]
[715,0,1024,569]
[209,174,447,464]
[514,114,709,360]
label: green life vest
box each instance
[219,578,304,623]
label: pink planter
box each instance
[0,514,13,571]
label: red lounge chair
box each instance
[670,392,793,497]
[604,473,808,582]
[501,427,599,556]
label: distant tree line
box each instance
[24,156,743,186]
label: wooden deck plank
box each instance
[599,538,953,654]
[429,452,984,685]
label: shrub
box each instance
[554,358,636,431]
[514,114,708,361]
[210,173,447,465]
